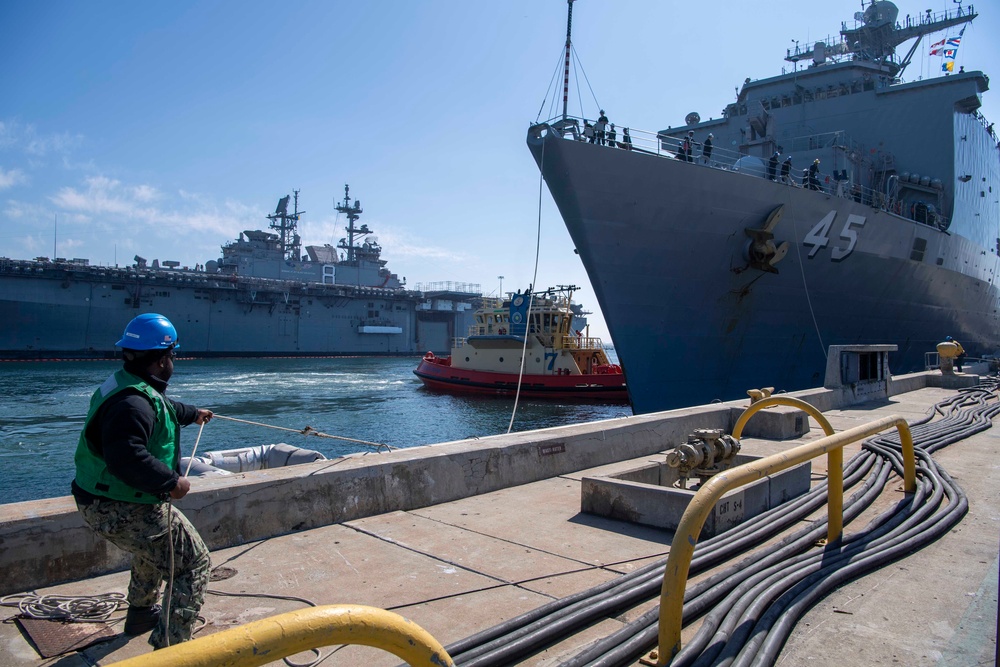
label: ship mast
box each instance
[266,189,304,261]
[335,184,370,265]
[785,1,976,79]
[561,0,574,121]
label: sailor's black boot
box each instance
[124,604,161,635]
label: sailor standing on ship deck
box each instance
[701,133,713,163]
[780,155,793,184]
[767,152,780,181]
[72,313,213,649]
[808,159,822,190]
[595,110,609,145]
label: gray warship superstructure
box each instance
[529,1,999,414]
[0,186,480,359]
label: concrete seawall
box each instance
[0,369,977,596]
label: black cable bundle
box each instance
[443,379,999,667]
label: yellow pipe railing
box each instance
[107,604,453,667]
[652,408,916,665]
[732,396,839,542]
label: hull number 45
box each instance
[803,211,866,261]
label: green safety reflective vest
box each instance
[74,369,179,504]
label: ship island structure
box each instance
[529,1,1000,414]
[0,186,481,359]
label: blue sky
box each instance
[2,1,997,340]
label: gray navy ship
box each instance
[0,185,480,359]
[529,1,1000,414]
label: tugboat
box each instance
[413,286,627,401]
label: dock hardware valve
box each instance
[665,429,741,488]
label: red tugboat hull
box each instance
[414,355,628,401]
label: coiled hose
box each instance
[444,380,999,667]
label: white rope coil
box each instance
[0,592,126,622]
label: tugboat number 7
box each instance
[413,286,627,401]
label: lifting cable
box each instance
[444,378,999,667]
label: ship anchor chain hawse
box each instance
[527,0,999,415]
[742,205,790,274]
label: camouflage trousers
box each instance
[77,498,211,649]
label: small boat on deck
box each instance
[413,286,627,401]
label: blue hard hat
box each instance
[945,335,953,341]
[116,313,180,350]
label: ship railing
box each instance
[563,334,605,351]
[539,116,957,228]
[415,281,483,295]
[924,352,998,372]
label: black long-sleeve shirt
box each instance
[72,368,199,503]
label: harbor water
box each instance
[0,355,630,505]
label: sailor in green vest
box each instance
[72,313,213,649]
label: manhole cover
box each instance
[210,566,237,581]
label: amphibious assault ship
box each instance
[529,1,999,414]
[0,186,480,359]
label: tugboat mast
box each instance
[335,184,370,265]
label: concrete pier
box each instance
[0,370,996,666]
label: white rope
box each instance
[183,421,206,477]
[508,136,546,434]
[791,214,827,358]
[165,504,175,648]
[0,592,125,622]
[211,414,394,452]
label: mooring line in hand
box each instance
[211,414,394,452]
[184,421,207,476]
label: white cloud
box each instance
[0,121,15,150]
[130,184,159,203]
[375,225,470,263]
[3,199,47,220]
[49,173,258,244]
[0,119,84,157]
[0,167,27,190]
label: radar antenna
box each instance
[335,184,371,265]
[266,189,305,261]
